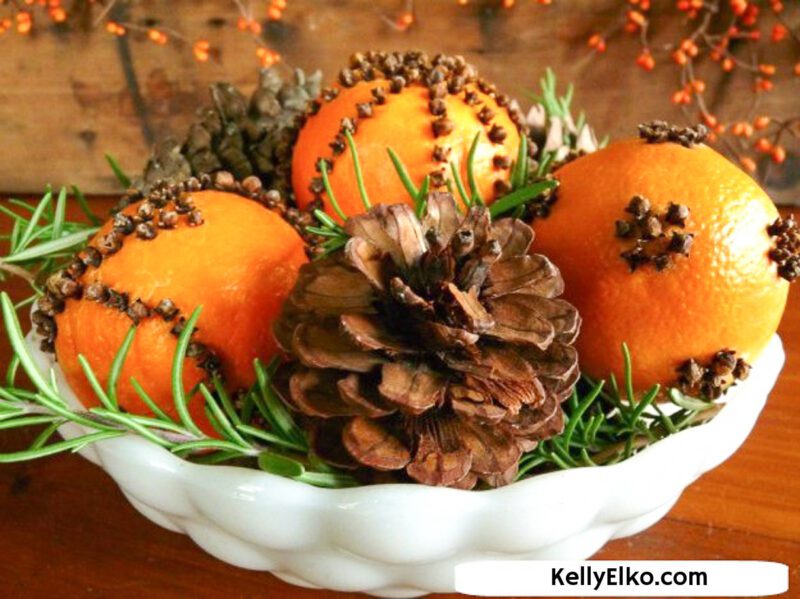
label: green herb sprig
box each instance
[0,187,100,308]
[517,344,719,478]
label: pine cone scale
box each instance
[343,416,412,471]
[378,363,446,416]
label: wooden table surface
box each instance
[0,198,797,599]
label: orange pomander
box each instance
[530,131,789,391]
[50,187,307,432]
[292,51,523,219]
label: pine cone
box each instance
[138,67,322,196]
[273,193,580,489]
[526,104,599,164]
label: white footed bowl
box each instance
[25,335,784,597]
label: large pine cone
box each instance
[138,67,321,196]
[273,193,580,489]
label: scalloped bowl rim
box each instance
[23,333,785,597]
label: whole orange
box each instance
[530,138,788,390]
[292,52,521,219]
[52,188,307,430]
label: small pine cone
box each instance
[272,192,581,489]
[137,68,322,200]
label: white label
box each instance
[454,560,789,597]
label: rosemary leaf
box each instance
[318,158,347,222]
[106,325,137,410]
[449,161,471,209]
[171,306,204,438]
[343,130,371,210]
[105,153,131,188]
[387,147,418,201]
[252,359,307,449]
[511,134,529,190]
[295,471,360,488]
[72,185,102,225]
[0,431,123,464]
[3,228,98,264]
[199,383,247,447]
[415,175,430,217]
[17,189,52,251]
[466,132,483,206]
[78,355,115,412]
[489,180,558,219]
[30,420,65,450]
[237,423,307,453]
[258,450,305,478]
[130,377,174,423]
[52,187,67,240]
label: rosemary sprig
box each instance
[0,187,100,302]
[517,343,719,479]
[0,292,358,488]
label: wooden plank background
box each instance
[0,0,798,201]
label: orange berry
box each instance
[722,57,735,71]
[794,63,800,76]
[730,0,748,15]
[16,12,32,34]
[672,49,688,65]
[755,77,774,92]
[147,29,167,45]
[628,9,646,26]
[772,24,788,42]
[691,79,706,93]
[49,7,66,22]
[636,50,655,71]
[671,89,691,105]
[256,46,280,67]
[680,39,699,57]
[702,113,718,128]
[739,156,757,173]
[759,64,776,75]
[193,40,210,62]
[771,146,786,164]
[755,138,773,153]
[588,33,606,52]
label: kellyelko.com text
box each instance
[551,564,707,590]
[454,560,789,597]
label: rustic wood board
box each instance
[0,0,798,202]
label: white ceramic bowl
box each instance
[25,334,784,598]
